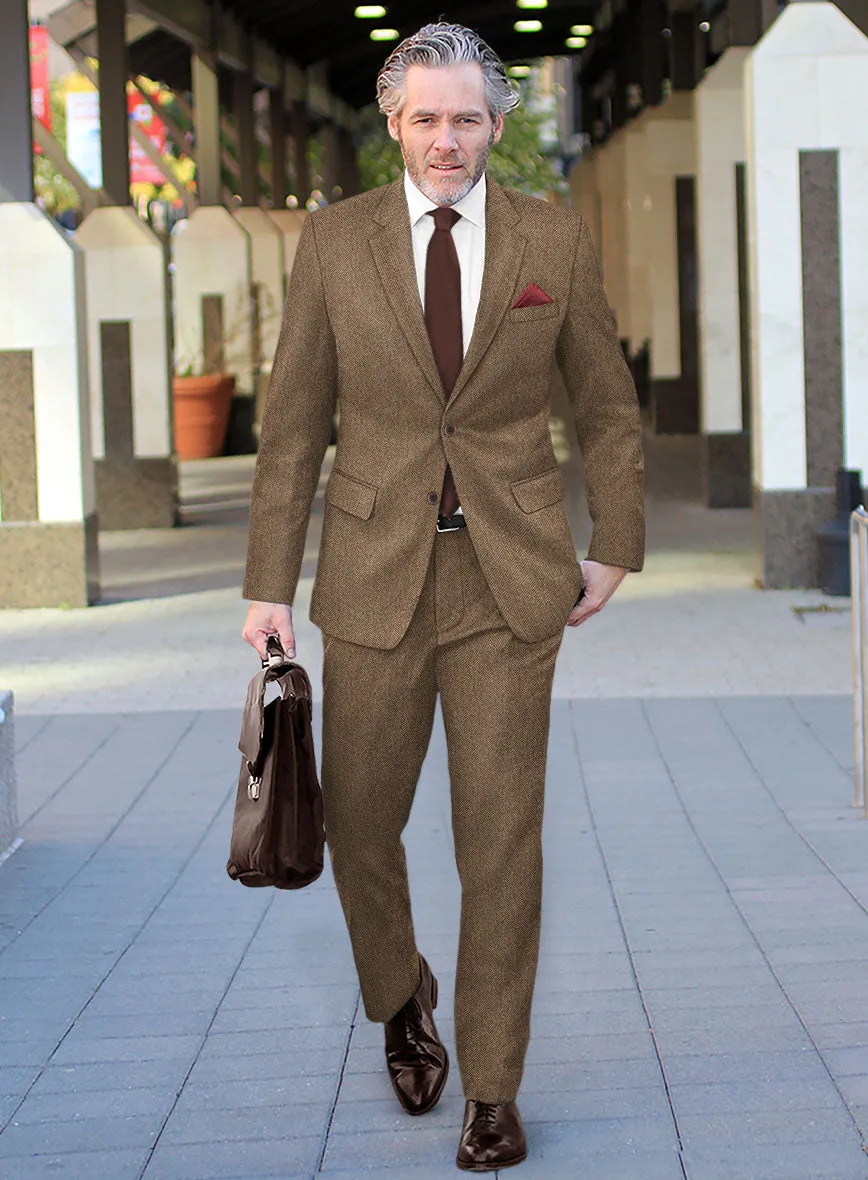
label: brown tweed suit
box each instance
[243,173,645,1102]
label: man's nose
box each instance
[432,123,459,153]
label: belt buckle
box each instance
[436,512,465,533]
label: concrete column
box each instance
[193,50,222,207]
[232,208,284,427]
[594,132,631,347]
[642,94,700,433]
[671,7,706,91]
[746,2,868,587]
[290,101,310,205]
[234,53,258,207]
[95,0,130,205]
[320,121,342,200]
[0,0,99,608]
[75,208,178,529]
[270,84,287,208]
[267,209,307,293]
[171,207,254,396]
[623,113,653,366]
[695,49,753,507]
[0,0,33,202]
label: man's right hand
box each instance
[242,601,296,660]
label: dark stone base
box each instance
[650,377,699,434]
[754,487,834,589]
[95,457,179,531]
[224,394,258,456]
[703,432,753,508]
[0,513,100,608]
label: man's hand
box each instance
[566,560,628,627]
[242,601,296,659]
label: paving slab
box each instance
[0,435,866,1178]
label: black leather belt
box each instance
[436,512,467,533]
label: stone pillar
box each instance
[192,49,222,207]
[695,49,753,507]
[171,207,254,397]
[623,112,653,379]
[270,84,287,209]
[234,48,258,207]
[267,209,307,292]
[643,94,700,433]
[290,101,310,205]
[95,0,130,206]
[320,121,342,201]
[0,0,99,609]
[232,208,284,427]
[594,132,631,347]
[746,1,868,587]
[75,207,178,529]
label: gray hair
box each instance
[376,21,521,120]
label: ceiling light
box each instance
[566,35,587,47]
[514,19,543,31]
[699,19,710,30]
[570,23,593,34]
[517,0,547,8]
[370,27,399,39]
[355,4,386,15]
[508,64,532,77]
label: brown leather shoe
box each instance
[384,953,449,1115]
[456,1099,528,1171]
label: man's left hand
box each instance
[566,560,628,627]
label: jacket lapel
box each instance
[447,178,525,409]
[369,178,445,403]
[367,173,527,407]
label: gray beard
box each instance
[400,130,494,206]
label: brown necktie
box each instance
[424,206,462,517]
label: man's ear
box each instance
[387,114,400,143]
[491,112,505,145]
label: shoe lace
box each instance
[474,1101,500,1125]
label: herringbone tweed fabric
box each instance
[320,527,562,1102]
[243,173,645,648]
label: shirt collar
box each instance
[403,168,487,229]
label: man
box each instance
[242,21,644,1172]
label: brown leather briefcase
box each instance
[227,636,325,889]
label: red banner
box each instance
[30,26,51,154]
[128,92,169,186]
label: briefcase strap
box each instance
[237,659,312,778]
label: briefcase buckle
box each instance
[247,775,262,801]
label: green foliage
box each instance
[354,71,568,198]
[33,82,80,216]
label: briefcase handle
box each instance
[263,633,289,670]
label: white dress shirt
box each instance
[403,167,486,359]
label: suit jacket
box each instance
[243,174,645,649]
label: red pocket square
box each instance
[511,282,553,309]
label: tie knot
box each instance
[428,206,461,233]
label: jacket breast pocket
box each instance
[506,302,560,323]
[510,466,564,513]
[325,468,378,519]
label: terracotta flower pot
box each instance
[172,374,235,460]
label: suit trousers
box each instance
[320,525,563,1102]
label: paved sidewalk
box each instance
[0,420,864,1179]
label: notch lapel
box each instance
[446,179,525,409]
[369,179,445,404]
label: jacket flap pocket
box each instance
[511,467,564,513]
[325,469,377,520]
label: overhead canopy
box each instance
[125,0,595,111]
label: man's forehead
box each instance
[403,61,485,101]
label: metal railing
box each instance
[853,507,868,814]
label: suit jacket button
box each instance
[444,423,456,436]
[427,491,439,505]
